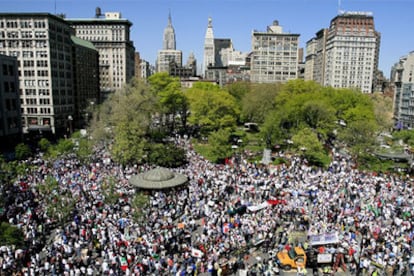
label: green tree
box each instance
[185,83,240,135]
[240,83,281,124]
[370,92,394,132]
[291,127,330,167]
[38,176,75,226]
[38,138,51,152]
[102,176,120,205]
[70,130,92,162]
[88,96,114,145]
[0,222,24,246]
[15,143,31,160]
[261,110,288,148]
[46,138,74,158]
[393,129,414,146]
[156,78,189,133]
[336,105,378,156]
[110,80,157,165]
[275,79,322,106]
[146,143,186,168]
[261,80,380,166]
[225,81,251,106]
[207,128,233,163]
[148,72,177,95]
[131,192,149,222]
[148,73,191,134]
[300,99,336,140]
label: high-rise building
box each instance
[71,36,99,127]
[0,13,78,134]
[140,59,153,79]
[202,17,248,84]
[134,52,142,79]
[163,12,176,51]
[0,54,22,146]
[305,29,328,84]
[391,52,414,130]
[250,20,300,83]
[157,50,182,73]
[67,8,135,96]
[305,11,380,93]
[157,12,182,73]
[203,17,215,77]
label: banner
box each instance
[309,232,339,246]
[247,201,270,212]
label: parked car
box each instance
[276,246,307,270]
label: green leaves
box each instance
[0,222,24,246]
[14,143,31,160]
[259,79,381,166]
[92,79,156,166]
[185,83,240,134]
[146,143,186,168]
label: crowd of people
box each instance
[0,137,414,275]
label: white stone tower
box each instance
[203,17,215,78]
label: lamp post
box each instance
[67,115,73,135]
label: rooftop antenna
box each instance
[338,0,344,14]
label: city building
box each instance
[67,8,135,97]
[202,17,215,78]
[139,59,153,79]
[0,13,78,135]
[391,52,414,130]
[71,36,99,128]
[157,50,182,73]
[250,20,300,83]
[156,12,182,73]
[134,52,142,80]
[0,54,22,146]
[304,29,328,84]
[297,48,305,79]
[203,17,249,85]
[305,11,380,93]
[169,52,197,78]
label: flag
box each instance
[222,223,230,234]
[191,247,204,258]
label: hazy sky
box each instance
[2,0,413,77]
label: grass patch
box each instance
[192,141,218,163]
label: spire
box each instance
[163,10,176,50]
[203,16,215,77]
[168,9,172,27]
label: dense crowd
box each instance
[0,137,414,275]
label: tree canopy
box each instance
[261,79,381,164]
[185,82,240,134]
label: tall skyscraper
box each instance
[391,52,414,130]
[203,17,215,77]
[67,8,136,96]
[163,12,176,50]
[156,12,182,73]
[0,13,78,134]
[250,20,300,83]
[305,11,380,93]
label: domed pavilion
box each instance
[129,167,188,190]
